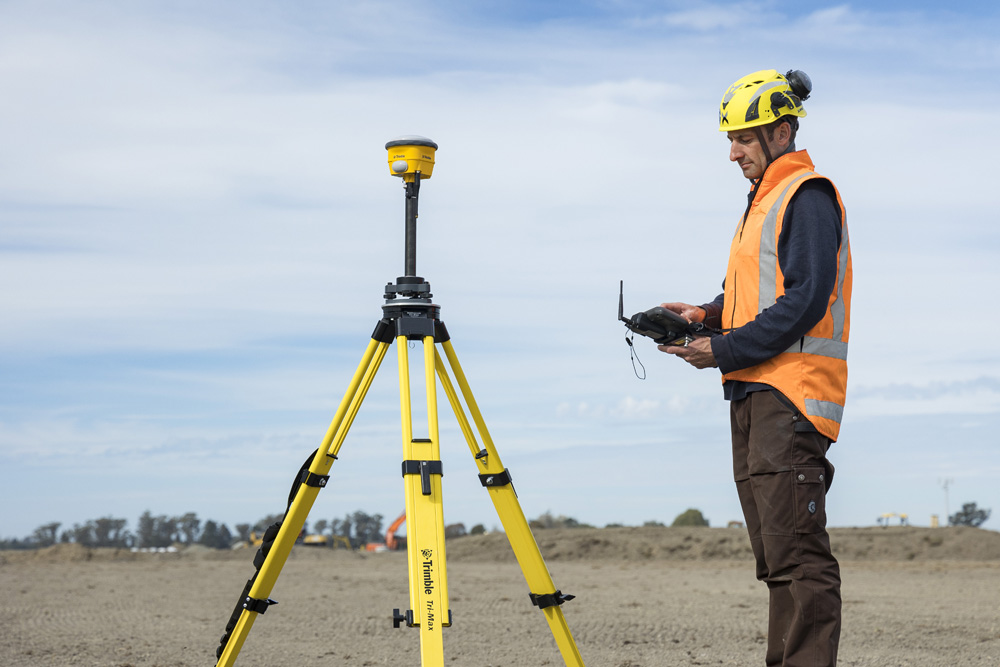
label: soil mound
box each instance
[0,542,140,565]
[445,526,1000,562]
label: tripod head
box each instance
[383,136,440,332]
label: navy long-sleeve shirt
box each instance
[702,178,842,401]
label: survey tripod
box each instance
[213,136,585,667]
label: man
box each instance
[660,69,851,666]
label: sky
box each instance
[2,0,999,542]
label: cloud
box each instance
[849,377,1000,417]
[633,3,764,31]
[556,392,714,420]
[854,376,1000,401]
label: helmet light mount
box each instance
[784,69,812,101]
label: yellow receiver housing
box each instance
[386,136,438,181]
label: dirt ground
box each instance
[2,526,999,666]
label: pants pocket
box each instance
[792,465,827,534]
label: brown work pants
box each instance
[731,389,841,667]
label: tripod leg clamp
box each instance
[243,595,278,615]
[392,608,452,629]
[529,590,575,610]
[299,469,330,488]
[402,459,443,496]
[479,469,512,488]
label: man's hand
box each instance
[658,337,718,369]
[660,302,706,323]
[656,302,716,368]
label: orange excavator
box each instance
[385,511,407,550]
[365,511,407,552]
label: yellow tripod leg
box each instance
[397,335,450,667]
[216,335,391,667]
[435,340,586,667]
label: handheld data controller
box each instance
[618,281,710,346]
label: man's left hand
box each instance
[659,337,718,369]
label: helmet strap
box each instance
[753,126,774,166]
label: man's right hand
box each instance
[658,336,718,368]
[659,302,706,324]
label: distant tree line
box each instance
[3,508,706,550]
[0,512,240,551]
[0,509,484,551]
[950,502,991,527]
[529,511,594,530]
[7,503,987,551]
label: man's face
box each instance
[727,129,769,181]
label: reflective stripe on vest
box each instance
[757,173,850,365]
[787,336,849,360]
[805,398,844,424]
[758,173,812,312]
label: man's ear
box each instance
[774,121,792,149]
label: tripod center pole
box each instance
[386,136,439,278]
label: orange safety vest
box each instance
[722,150,852,441]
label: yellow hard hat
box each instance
[719,69,810,132]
